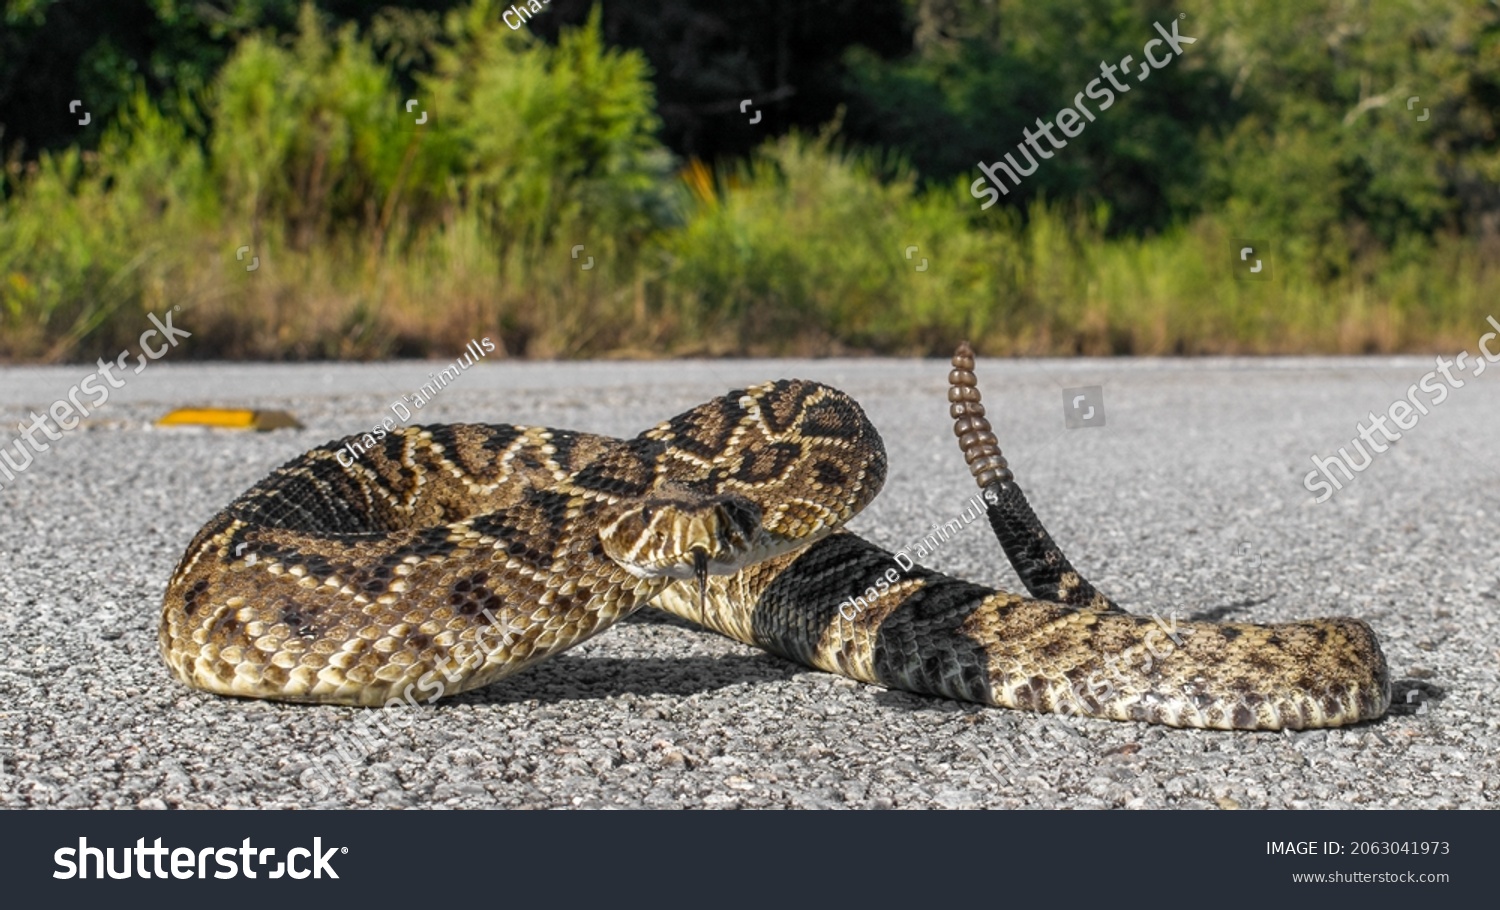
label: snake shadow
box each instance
[454,609,979,713]
[456,610,809,706]
[456,653,808,706]
[1386,679,1444,718]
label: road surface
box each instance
[0,355,1493,808]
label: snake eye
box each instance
[640,505,654,524]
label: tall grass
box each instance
[1,2,1495,362]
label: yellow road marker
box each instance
[155,408,304,431]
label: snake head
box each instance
[599,492,765,582]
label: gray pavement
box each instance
[0,354,1495,808]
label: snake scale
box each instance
[161,344,1391,730]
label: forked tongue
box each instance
[692,548,709,625]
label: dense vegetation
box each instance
[2,0,1497,361]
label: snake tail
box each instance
[950,341,1117,611]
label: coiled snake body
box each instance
[161,346,1390,729]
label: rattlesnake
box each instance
[160,345,1390,729]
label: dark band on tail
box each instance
[950,342,1118,611]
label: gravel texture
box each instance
[0,355,1494,809]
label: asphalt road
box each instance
[0,355,1494,808]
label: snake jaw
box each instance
[599,493,771,582]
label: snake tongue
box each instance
[692,548,709,626]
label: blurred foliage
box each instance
[843,0,1500,247]
[520,0,910,162]
[0,0,1498,361]
[0,2,679,358]
[842,0,1234,235]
